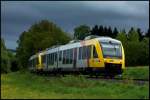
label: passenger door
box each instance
[90,45,100,67]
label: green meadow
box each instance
[1,66,149,99]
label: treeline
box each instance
[16,20,71,69]
[1,20,149,73]
[1,38,18,73]
[74,25,149,66]
[74,25,149,40]
[1,20,71,73]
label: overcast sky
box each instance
[1,1,149,50]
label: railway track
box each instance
[86,76,149,85]
[35,72,149,85]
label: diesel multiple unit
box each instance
[28,36,125,77]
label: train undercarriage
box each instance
[30,63,123,78]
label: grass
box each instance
[1,66,149,99]
[122,66,149,80]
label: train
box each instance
[28,35,125,77]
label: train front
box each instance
[99,38,125,76]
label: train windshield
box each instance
[100,42,122,59]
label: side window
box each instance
[66,50,68,64]
[47,54,49,65]
[79,47,82,60]
[93,46,98,58]
[84,46,86,59]
[49,54,51,65]
[42,55,46,64]
[82,47,84,59]
[70,49,73,64]
[36,57,39,64]
[59,51,62,61]
[87,45,91,58]
[67,49,70,64]
[54,52,57,62]
[63,50,65,64]
[82,46,87,59]
[62,49,73,64]
[49,54,50,65]
[67,49,69,64]
[32,59,34,67]
[51,53,53,65]
[30,60,32,67]
[52,53,54,65]
[50,53,53,65]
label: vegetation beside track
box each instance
[1,66,149,99]
[121,66,149,80]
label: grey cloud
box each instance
[1,1,149,49]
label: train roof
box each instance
[45,36,121,51]
[29,36,122,58]
[96,37,121,44]
[29,54,37,60]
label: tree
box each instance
[137,37,149,65]
[125,41,141,66]
[140,37,149,65]
[145,28,149,38]
[112,27,119,38]
[107,26,113,37]
[16,20,71,69]
[1,38,11,73]
[103,26,108,36]
[98,25,104,36]
[74,25,91,40]
[137,28,143,41]
[91,25,99,35]
[128,27,139,42]
[116,29,127,45]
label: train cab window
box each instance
[93,46,98,58]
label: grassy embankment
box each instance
[121,66,149,79]
[1,66,149,99]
